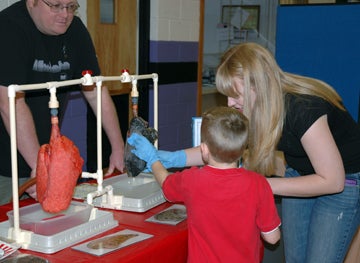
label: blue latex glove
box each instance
[127,133,159,170]
[157,150,186,169]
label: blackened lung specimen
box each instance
[125,117,158,177]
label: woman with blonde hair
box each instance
[153,42,360,263]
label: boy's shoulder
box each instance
[240,167,264,177]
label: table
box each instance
[0,199,188,263]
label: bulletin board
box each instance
[222,5,260,31]
[275,4,360,122]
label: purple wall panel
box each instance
[61,92,87,170]
[150,41,198,62]
[149,82,197,151]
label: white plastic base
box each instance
[0,209,118,254]
[74,173,166,212]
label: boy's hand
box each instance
[127,133,159,170]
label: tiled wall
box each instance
[150,0,199,42]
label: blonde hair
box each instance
[216,42,344,175]
[201,106,248,163]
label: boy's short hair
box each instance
[201,106,249,163]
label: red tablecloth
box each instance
[0,199,188,263]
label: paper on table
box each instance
[72,229,153,256]
[146,204,187,225]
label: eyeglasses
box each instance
[41,0,80,14]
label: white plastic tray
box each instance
[7,201,92,236]
[73,173,166,212]
[0,208,118,254]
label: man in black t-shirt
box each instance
[0,0,125,204]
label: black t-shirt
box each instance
[0,0,100,177]
[278,93,360,175]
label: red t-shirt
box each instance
[163,165,281,263]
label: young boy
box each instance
[127,106,281,263]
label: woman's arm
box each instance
[184,146,203,166]
[268,115,345,197]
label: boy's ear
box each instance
[200,142,210,160]
[200,142,206,153]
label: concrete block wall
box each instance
[150,0,199,42]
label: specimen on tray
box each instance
[87,234,139,249]
[36,116,83,213]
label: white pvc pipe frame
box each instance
[7,71,158,242]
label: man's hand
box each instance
[105,150,125,176]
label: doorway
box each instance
[86,0,137,93]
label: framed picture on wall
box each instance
[222,5,260,32]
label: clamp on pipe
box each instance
[120,69,131,83]
[48,87,59,110]
[82,70,94,86]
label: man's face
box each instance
[27,0,79,35]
